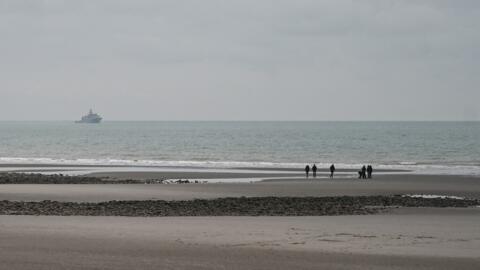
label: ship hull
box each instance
[75,119,102,123]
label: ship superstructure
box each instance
[75,109,102,123]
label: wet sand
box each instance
[89,170,300,180]
[1,174,479,202]
[1,208,479,270]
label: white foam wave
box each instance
[399,161,418,165]
[403,194,465,200]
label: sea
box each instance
[0,121,479,175]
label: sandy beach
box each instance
[1,208,479,270]
[1,170,479,269]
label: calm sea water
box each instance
[0,121,479,174]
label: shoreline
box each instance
[0,163,407,170]
[0,163,409,172]
[2,162,480,178]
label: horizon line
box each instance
[0,120,478,122]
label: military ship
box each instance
[75,109,102,123]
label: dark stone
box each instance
[0,196,477,217]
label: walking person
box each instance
[361,165,367,179]
[329,164,335,178]
[367,165,373,179]
[312,164,317,178]
[305,165,310,179]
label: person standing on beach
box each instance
[312,164,317,178]
[305,165,310,178]
[329,164,335,178]
[361,165,367,179]
[367,165,373,178]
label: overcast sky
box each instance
[0,0,479,120]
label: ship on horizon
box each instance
[75,109,102,123]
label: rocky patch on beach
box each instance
[0,173,202,184]
[0,173,141,184]
[0,196,477,217]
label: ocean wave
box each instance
[399,161,418,165]
[403,194,465,200]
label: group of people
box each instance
[304,164,373,179]
[358,165,374,179]
[304,164,337,178]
